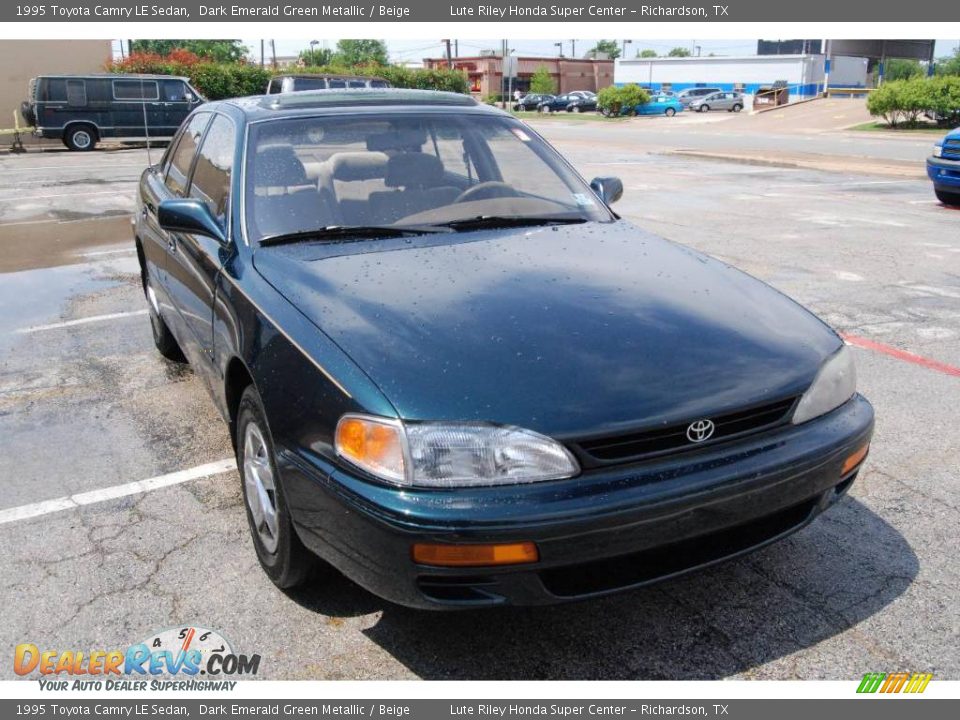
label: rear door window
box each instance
[164,113,211,196]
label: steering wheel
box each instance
[455,181,520,203]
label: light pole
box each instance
[570,39,577,58]
[555,42,564,58]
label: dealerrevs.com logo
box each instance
[14,626,260,691]
[857,672,933,694]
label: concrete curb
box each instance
[660,149,925,179]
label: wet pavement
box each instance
[0,127,958,680]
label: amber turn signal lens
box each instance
[335,416,405,483]
[412,542,539,567]
[841,443,870,475]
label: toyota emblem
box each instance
[686,419,715,443]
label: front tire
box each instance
[64,124,96,151]
[936,188,960,207]
[732,103,743,113]
[143,268,185,362]
[699,105,710,113]
[571,105,581,113]
[237,386,315,589]
[665,107,676,117]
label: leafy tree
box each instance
[529,65,557,95]
[597,84,650,116]
[884,58,923,81]
[299,47,334,67]
[130,40,247,63]
[588,40,621,60]
[637,49,658,58]
[667,47,692,57]
[333,39,389,67]
[935,48,960,77]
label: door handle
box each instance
[167,236,177,253]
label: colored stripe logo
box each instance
[857,672,933,694]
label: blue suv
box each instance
[928,128,960,207]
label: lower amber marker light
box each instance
[412,542,539,567]
[841,443,870,475]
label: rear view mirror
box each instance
[590,176,623,206]
[157,199,226,243]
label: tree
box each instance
[130,40,247,63]
[529,65,557,95]
[667,47,692,57]
[333,39,389,67]
[885,58,924,82]
[588,40,621,60]
[299,47,334,67]
[637,49,658,58]
[935,48,960,77]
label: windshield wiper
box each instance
[259,224,451,247]
[432,215,589,232]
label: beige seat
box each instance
[368,153,460,224]
[251,145,337,239]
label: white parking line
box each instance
[0,190,123,202]
[80,248,136,257]
[0,459,237,526]
[15,309,148,334]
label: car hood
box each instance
[253,222,840,438]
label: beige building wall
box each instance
[0,40,113,129]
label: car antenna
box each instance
[139,76,153,165]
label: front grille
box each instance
[540,496,817,598]
[575,396,797,466]
[943,139,960,161]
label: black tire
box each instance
[935,188,960,207]
[143,266,185,362]
[732,103,743,113]
[64,124,97,151]
[699,105,709,113]
[665,107,676,117]
[571,105,581,113]
[237,385,315,589]
[626,108,637,117]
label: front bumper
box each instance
[278,394,874,609]
[927,155,960,190]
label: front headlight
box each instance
[335,415,579,487]
[933,144,943,158]
[791,346,857,425]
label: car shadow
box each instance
[285,496,917,679]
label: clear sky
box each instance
[240,38,960,64]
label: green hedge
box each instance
[106,55,469,100]
[596,84,650,116]
[866,76,960,127]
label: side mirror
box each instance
[590,176,623,206]
[157,199,226,244]
[184,91,194,103]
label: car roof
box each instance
[34,74,189,81]
[217,88,501,121]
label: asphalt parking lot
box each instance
[1,111,958,680]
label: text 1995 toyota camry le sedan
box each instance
[134,89,873,609]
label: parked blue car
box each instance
[928,128,960,207]
[628,94,684,117]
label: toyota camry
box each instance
[134,89,873,608]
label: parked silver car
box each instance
[689,91,744,113]
[676,87,722,107]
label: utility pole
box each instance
[454,39,458,58]
[260,39,265,68]
[570,39,576,58]
[270,39,277,69]
[442,39,452,68]
[555,42,564,58]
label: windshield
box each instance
[244,112,612,243]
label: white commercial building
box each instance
[615,54,869,104]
